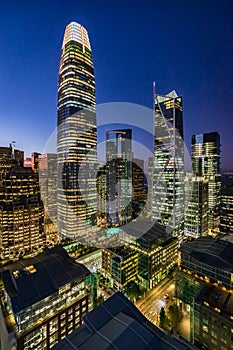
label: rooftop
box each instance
[111,246,136,259]
[122,219,172,244]
[222,184,233,195]
[51,292,196,350]
[1,246,90,314]
[179,236,233,272]
[196,284,233,319]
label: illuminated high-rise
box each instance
[0,166,45,260]
[152,90,184,238]
[57,22,97,240]
[220,181,233,234]
[191,132,221,234]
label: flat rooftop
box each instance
[179,236,233,272]
[196,285,233,319]
[110,246,136,258]
[1,246,90,314]
[122,219,172,243]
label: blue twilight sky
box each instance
[0,0,233,170]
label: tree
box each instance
[97,294,105,305]
[124,282,140,302]
[159,307,166,329]
[168,304,183,332]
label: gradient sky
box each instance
[0,0,232,170]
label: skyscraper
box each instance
[0,166,45,260]
[0,145,23,186]
[184,176,209,238]
[0,145,45,260]
[106,129,132,226]
[38,153,58,242]
[146,156,154,218]
[57,22,97,240]
[220,182,233,234]
[191,132,221,234]
[132,158,145,218]
[152,90,184,238]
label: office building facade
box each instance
[132,158,146,219]
[0,165,45,260]
[127,220,178,289]
[0,145,23,186]
[220,182,233,234]
[38,153,58,242]
[102,247,138,290]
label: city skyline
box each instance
[0,5,233,349]
[0,1,233,170]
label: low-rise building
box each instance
[179,236,233,291]
[175,236,233,347]
[102,246,138,290]
[193,285,233,350]
[125,220,178,289]
[0,246,94,350]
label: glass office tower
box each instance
[184,177,209,238]
[57,22,97,240]
[152,90,184,238]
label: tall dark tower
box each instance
[57,22,97,240]
[106,129,133,226]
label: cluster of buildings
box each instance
[0,246,196,350]
[0,19,232,350]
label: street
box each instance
[136,278,175,326]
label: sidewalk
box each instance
[178,312,190,341]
